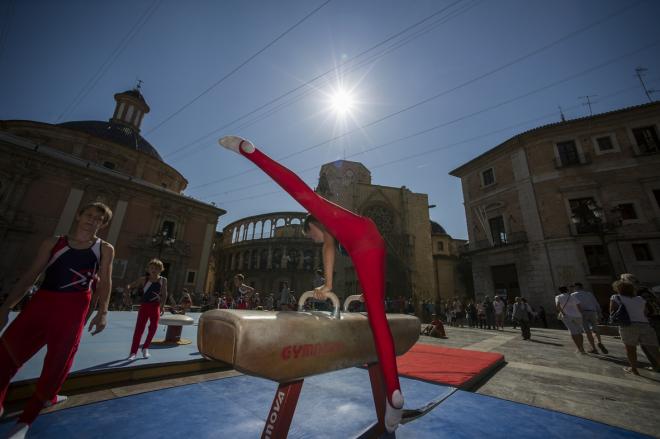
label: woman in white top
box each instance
[610,280,659,375]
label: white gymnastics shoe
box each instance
[142,348,151,359]
[218,136,255,154]
[384,389,404,433]
[127,353,137,361]
[44,394,68,408]
[5,422,29,439]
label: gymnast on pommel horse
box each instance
[219,136,404,433]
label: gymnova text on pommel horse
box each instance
[198,292,420,438]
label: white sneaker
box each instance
[218,136,255,154]
[43,394,68,408]
[6,422,29,439]
[127,353,137,360]
[384,389,404,433]
[142,348,150,359]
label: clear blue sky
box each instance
[2,0,659,239]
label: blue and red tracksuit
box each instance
[129,278,163,354]
[0,236,101,424]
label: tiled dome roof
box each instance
[57,120,162,161]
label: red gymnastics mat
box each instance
[396,343,505,389]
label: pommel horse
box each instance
[198,292,420,438]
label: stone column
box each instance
[106,199,128,246]
[54,187,85,236]
[196,222,215,293]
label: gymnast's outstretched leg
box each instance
[219,135,403,432]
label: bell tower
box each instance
[110,82,150,132]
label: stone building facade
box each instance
[216,212,322,297]
[431,221,470,301]
[316,160,436,303]
[450,102,660,311]
[0,89,225,300]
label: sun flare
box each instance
[330,89,354,116]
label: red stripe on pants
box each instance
[0,290,90,424]
[130,302,160,354]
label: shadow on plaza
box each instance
[76,358,140,372]
[528,338,564,347]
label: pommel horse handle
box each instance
[343,294,364,312]
[297,290,341,319]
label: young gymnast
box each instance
[0,202,115,438]
[219,136,403,432]
[126,259,168,359]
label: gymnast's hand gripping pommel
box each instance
[218,135,405,433]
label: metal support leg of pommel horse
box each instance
[365,362,388,438]
[260,364,387,439]
[261,379,304,439]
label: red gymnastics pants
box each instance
[0,290,91,424]
[130,302,160,354]
[237,146,401,403]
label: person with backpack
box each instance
[610,280,659,375]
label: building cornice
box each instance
[0,131,225,217]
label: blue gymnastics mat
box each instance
[0,368,650,438]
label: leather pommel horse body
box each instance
[198,292,420,438]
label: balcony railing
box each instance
[473,231,528,250]
[554,152,591,169]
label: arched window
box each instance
[250,250,258,268]
[303,250,314,271]
[238,224,245,242]
[272,248,283,269]
[260,249,269,269]
[247,222,254,240]
[363,205,395,235]
[286,248,300,270]
[161,220,175,238]
[262,220,272,238]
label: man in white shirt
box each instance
[571,282,608,354]
[555,286,586,354]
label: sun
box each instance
[330,89,354,116]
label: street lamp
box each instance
[152,230,175,258]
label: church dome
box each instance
[57,120,163,161]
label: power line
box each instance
[55,0,162,122]
[200,76,655,200]
[225,0,483,136]
[162,0,473,159]
[205,79,654,206]
[187,1,648,191]
[145,0,333,136]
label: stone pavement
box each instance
[420,325,660,437]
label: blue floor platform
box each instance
[0,368,651,438]
[6,312,204,383]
